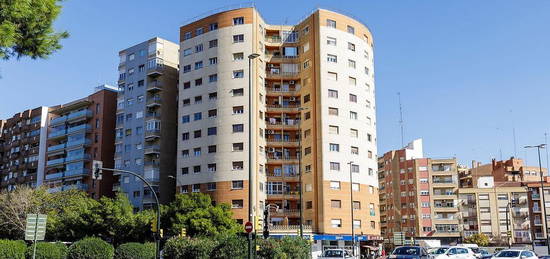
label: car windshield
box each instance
[324,250,344,257]
[394,247,420,255]
[471,248,480,253]
[495,251,520,257]
[434,248,449,254]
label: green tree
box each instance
[464,233,490,247]
[0,0,69,60]
[210,234,247,259]
[162,193,242,237]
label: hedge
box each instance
[25,242,68,259]
[67,237,114,259]
[115,242,155,259]
[163,237,217,259]
[0,239,26,259]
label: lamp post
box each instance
[525,144,548,253]
[247,53,260,259]
[348,161,356,257]
[297,107,308,238]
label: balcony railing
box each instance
[46,158,65,166]
[265,86,301,93]
[67,124,91,134]
[45,172,63,180]
[65,168,90,177]
[146,97,162,107]
[63,183,88,191]
[47,143,66,152]
[48,129,67,139]
[144,145,161,154]
[147,81,163,91]
[50,116,68,125]
[266,71,300,78]
[67,110,92,121]
[265,36,282,43]
[66,153,91,163]
[66,138,92,148]
[266,104,301,111]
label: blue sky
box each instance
[1,0,550,167]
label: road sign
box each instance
[245,221,253,233]
[393,232,405,245]
[25,214,47,241]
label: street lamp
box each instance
[297,107,308,238]
[525,144,548,253]
[348,161,356,257]
[247,53,260,259]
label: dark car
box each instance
[390,246,429,259]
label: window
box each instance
[365,66,370,75]
[209,39,218,48]
[326,19,336,28]
[306,201,313,209]
[233,17,244,25]
[330,162,340,171]
[329,143,340,152]
[331,200,342,208]
[209,92,217,100]
[233,161,244,170]
[183,32,192,40]
[348,42,356,51]
[304,94,310,103]
[352,183,360,191]
[209,23,218,31]
[181,115,190,123]
[181,132,189,141]
[196,27,204,35]
[181,167,189,175]
[351,164,360,173]
[328,107,338,116]
[232,181,244,189]
[232,124,244,133]
[233,143,244,151]
[194,61,203,70]
[208,145,216,153]
[327,54,337,63]
[183,81,191,89]
[193,165,201,173]
[351,146,359,155]
[421,202,430,208]
[331,219,342,228]
[209,57,217,65]
[303,59,310,69]
[208,163,217,172]
[305,112,311,120]
[209,74,218,82]
[327,36,336,46]
[208,109,217,118]
[207,182,217,191]
[327,72,337,80]
[195,44,203,53]
[183,48,192,56]
[350,111,358,120]
[194,95,202,104]
[349,77,357,85]
[232,199,244,208]
[329,125,339,134]
[233,34,244,43]
[233,70,244,78]
[233,88,244,96]
[328,89,338,98]
[194,130,201,138]
[347,25,355,34]
[233,52,244,60]
[194,112,202,121]
[367,134,372,142]
[420,191,429,196]
[349,94,357,103]
[183,65,191,73]
[207,127,217,136]
[181,150,189,158]
[233,106,244,114]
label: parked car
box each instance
[320,249,354,258]
[389,246,429,259]
[491,250,538,259]
[470,248,490,259]
[536,256,550,259]
[432,246,476,259]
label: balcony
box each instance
[48,129,67,139]
[65,153,91,163]
[47,157,65,167]
[535,233,545,239]
[265,86,301,96]
[146,112,161,120]
[147,81,163,92]
[65,168,90,178]
[146,97,162,108]
[265,36,282,44]
[63,183,88,191]
[266,71,300,79]
[66,138,92,148]
[269,224,313,234]
[47,143,67,153]
[533,207,542,213]
[532,193,541,200]
[147,58,164,76]
[67,124,92,135]
[267,156,299,164]
[145,130,161,140]
[513,208,529,217]
[266,138,300,147]
[265,54,299,63]
[144,145,161,155]
[47,186,63,193]
[266,122,300,130]
[67,110,92,122]
[267,190,300,199]
[266,104,301,112]
[50,116,68,126]
[45,172,63,181]
[270,209,300,217]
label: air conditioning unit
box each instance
[289,80,295,84]
[290,97,296,101]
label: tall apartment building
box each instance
[460,157,547,188]
[458,178,531,245]
[378,139,460,245]
[525,180,550,245]
[115,37,179,209]
[0,107,52,191]
[43,85,117,198]
[177,6,380,243]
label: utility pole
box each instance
[348,161,356,257]
[525,144,549,253]
[247,53,260,259]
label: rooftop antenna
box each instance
[398,92,405,147]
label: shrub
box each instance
[257,238,285,259]
[163,237,217,259]
[67,237,114,259]
[25,242,68,259]
[257,237,311,259]
[210,234,247,259]
[115,242,155,259]
[0,239,26,259]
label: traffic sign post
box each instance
[393,232,404,246]
[25,214,47,259]
[245,221,253,233]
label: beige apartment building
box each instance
[458,180,531,245]
[379,139,461,245]
[176,6,380,244]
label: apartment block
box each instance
[0,107,52,191]
[177,6,380,243]
[460,157,547,188]
[458,179,531,245]
[115,37,179,210]
[43,85,117,197]
[525,180,550,245]
[379,139,460,245]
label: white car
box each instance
[492,250,538,259]
[433,246,476,259]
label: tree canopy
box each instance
[0,0,69,60]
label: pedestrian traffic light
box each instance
[263,207,269,239]
[92,160,103,180]
[151,217,157,232]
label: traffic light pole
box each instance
[94,166,161,259]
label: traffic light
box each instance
[180,228,186,237]
[263,207,270,239]
[92,160,103,180]
[151,217,157,232]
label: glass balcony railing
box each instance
[67,110,92,120]
[66,153,91,163]
[47,158,65,166]
[48,129,67,138]
[67,124,91,134]
[45,172,63,180]
[63,183,88,191]
[66,138,92,148]
[65,168,90,177]
[47,143,66,152]
[50,116,68,125]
